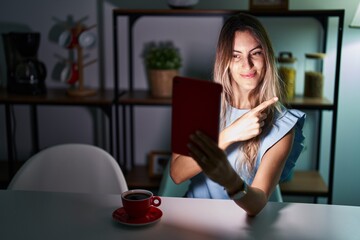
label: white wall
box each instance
[0,0,359,206]
[0,0,101,159]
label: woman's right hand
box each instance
[220,97,278,146]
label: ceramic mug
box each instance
[121,189,161,219]
[60,28,84,49]
[48,23,69,47]
[78,30,96,49]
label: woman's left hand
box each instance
[188,131,238,187]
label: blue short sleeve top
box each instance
[186,106,306,199]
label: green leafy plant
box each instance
[143,41,182,70]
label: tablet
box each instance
[171,76,222,156]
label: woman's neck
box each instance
[232,90,251,109]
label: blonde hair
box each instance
[213,13,283,177]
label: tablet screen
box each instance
[171,76,222,156]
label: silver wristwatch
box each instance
[228,181,248,200]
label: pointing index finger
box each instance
[251,97,278,113]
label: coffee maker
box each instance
[2,32,47,95]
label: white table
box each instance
[1,190,359,240]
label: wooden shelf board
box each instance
[118,90,333,109]
[118,90,172,105]
[0,88,114,106]
[113,9,344,19]
[280,170,328,196]
[287,96,333,110]
[125,165,161,190]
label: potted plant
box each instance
[143,41,182,98]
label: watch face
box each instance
[229,182,248,200]
[231,190,246,200]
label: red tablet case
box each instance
[171,76,222,156]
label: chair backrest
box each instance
[8,143,128,194]
[157,160,190,197]
[269,185,283,202]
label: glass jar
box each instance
[277,52,297,100]
[304,53,326,98]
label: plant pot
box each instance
[148,69,178,98]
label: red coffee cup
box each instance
[121,189,161,219]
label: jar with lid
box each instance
[304,53,326,98]
[277,52,297,100]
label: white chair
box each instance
[8,143,128,194]
[269,185,283,202]
[158,160,190,197]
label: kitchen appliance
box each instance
[2,32,47,95]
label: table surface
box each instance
[1,190,359,240]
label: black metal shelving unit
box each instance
[112,9,344,203]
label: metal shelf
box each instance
[113,9,344,203]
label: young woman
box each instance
[170,13,306,216]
